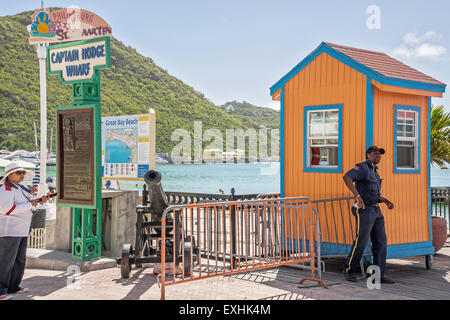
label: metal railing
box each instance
[141,185,278,206]
[431,187,450,229]
[311,196,365,258]
[312,190,450,258]
[159,197,326,300]
[27,228,46,249]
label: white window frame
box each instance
[306,108,339,169]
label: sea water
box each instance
[106,162,281,195]
[105,140,133,163]
[2,162,449,195]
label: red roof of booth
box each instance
[325,42,445,85]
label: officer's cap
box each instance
[366,146,385,155]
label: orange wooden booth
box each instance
[270,42,446,259]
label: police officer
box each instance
[342,146,395,283]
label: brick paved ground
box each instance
[10,241,450,300]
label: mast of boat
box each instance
[50,127,53,154]
[33,121,39,152]
[33,120,40,165]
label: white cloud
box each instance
[392,45,412,59]
[403,31,441,45]
[415,43,447,58]
[393,31,447,60]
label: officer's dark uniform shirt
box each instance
[345,160,383,206]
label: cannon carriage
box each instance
[117,170,198,278]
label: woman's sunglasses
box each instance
[14,171,26,175]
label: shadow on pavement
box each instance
[13,271,78,300]
[112,266,158,300]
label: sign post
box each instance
[30,7,112,260]
[36,43,49,199]
[49,37,110,260]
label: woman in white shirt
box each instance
[0,163,47,300]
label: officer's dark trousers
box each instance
[345,206,387,276]
[0,237,28,295]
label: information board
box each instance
[57,107,95,206]
[101,113,154,180]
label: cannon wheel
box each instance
[121,244,133,278]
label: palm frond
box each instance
[430,105,450,168]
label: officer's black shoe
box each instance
[345,272,357,282]
[380,276,395,284]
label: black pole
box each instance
[230,188,236,268]
[142,184,148,206]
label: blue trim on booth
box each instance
[382,77,445,93]
[280,87,285,198]
[394,105,421,174]
[427,97,433,242]
[281,239,434,259]
[303,104,343,173]
[366,77,374,150]
[270,42,446,97]
[386,241,435,258]
[320,242,371,257]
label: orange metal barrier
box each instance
[159,197,327,300]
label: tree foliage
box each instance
[0,10,279,155]
[220,100,280,129]
[430,105,450,168]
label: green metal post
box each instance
[70,70,103,260]
[49,37,110,260]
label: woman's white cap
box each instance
[0,162,35,185]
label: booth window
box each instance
[303,104,342,173]
[394,105,420,174]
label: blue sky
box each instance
[2,0,449,111]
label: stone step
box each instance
[26,248,117,272]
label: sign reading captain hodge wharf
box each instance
[47,37,111,84]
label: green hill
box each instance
[0,10,269,154]
[220,101,280,129]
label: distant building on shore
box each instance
[203,149,223,163]
[0,150,11,158]
[224,105,235,113]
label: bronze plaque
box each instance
[57,108,95,206]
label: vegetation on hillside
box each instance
[0,10,278,156]
[220,100,280,130]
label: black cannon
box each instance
[117,170,197,278]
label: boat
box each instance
[155,156,169,164]
[0,150,11,158]
[46,152,57,166]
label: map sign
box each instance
[101,113,155,180]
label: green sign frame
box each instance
[48,33,110,260]
[55,104,101,210]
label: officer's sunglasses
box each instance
[14,170,26,175]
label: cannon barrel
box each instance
[144,170,169,222]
